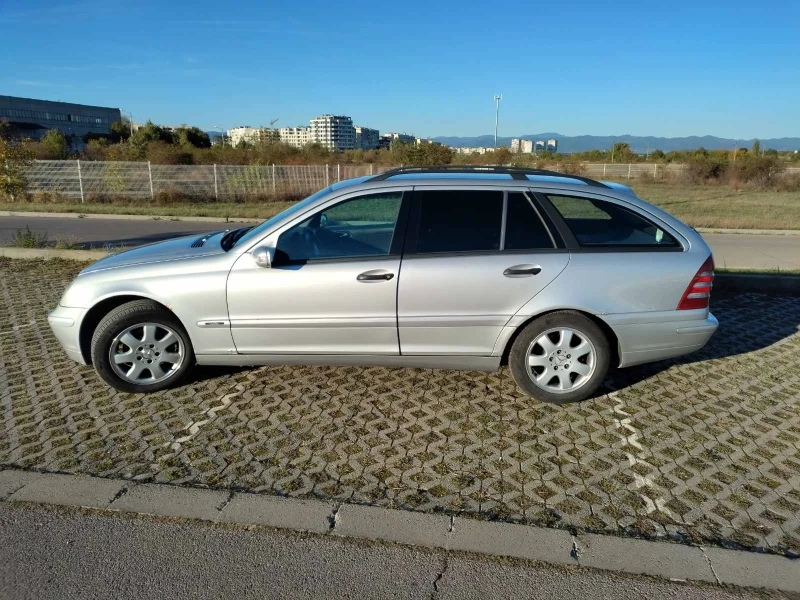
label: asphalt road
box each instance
[1,214,799,269]
[0,504,768,600]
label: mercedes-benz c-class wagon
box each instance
[48,167,718,403]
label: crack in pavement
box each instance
[430,555,448,599]
[328,504,341,531]
[700,546,721,585]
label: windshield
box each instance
[230,187,333,250]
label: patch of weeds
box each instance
[11,226,48,248]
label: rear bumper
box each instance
[613,312,718,368]
[47,306,88,365]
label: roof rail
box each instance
[368,166,609,188]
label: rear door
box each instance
[397,187,569,355]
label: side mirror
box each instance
[252,246,274,268]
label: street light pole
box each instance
[494,94,502,150]
[213,125,225,147]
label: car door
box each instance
[226,189,409,354]
[397,187,570,355]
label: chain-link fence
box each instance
[23,162,396,202]
[17,160,800,203]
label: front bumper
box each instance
[47,306,88,365]
[615,312,719,368]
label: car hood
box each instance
[80,231,227,274]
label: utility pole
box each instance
[213,125,225,147]
[494,94,502,150]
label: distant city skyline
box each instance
[2,0,799,140]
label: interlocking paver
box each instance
[1,258,799,556]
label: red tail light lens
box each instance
[677,256,714,310]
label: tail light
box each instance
[677,256,714,310]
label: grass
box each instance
[624,182,800,230]
[3,182,800,230]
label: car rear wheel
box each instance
[91,299,194,393]
[509,311,610,404]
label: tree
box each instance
[109,120,132,143]
[611,142,634,163]
[175,126,210,149]
[649,149,666,161]
[751,140,761,156]
[492,147,512,165]
[38,129,69,159]
[0,136,34,200]
[128,121,175,159]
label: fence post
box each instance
[628,163,632,179]
[148,161,155,200]
[603,164,606,177]
[213,164,219,201]
[271,164,276,195]
[370,163,374,175]
[654,163,658,178]
[325,164,329,187]
[76,160,85,203]
[337,163,341,182]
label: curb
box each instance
[1,468,798,593]
[0,247,109,261]
[715,272,800,296]
[0,210,261,224]
[697,227,800,236]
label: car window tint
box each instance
[415,190,502,253]
[275,192,402,262]
[504,193,554,250]
[547,195,679,248]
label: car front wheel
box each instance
[509,311,610,404]
[91,299,194,393]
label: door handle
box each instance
[357,270,395,282]
[503,264,542,277]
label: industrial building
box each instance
[0,95,121,146]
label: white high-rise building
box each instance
[309,114,355,151]
[279,126,311,148]
[354,126,379,150]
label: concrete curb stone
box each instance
[109,483,229,521]
[218,492,332,534]
[333,503,452,548]
[7,472,125,508]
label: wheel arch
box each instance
[499,309,621,368]
[78,295,179,364]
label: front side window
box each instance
[415,190,503,253]
[275,192,403,262]
[547,195,680,248]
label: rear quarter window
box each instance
[547,194,680,249]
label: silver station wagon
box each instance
[48,167,718,403]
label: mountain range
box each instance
[431,133,800,153]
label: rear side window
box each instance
[547,195,680,248]
[505,193,554,250]
[415,190,503,253]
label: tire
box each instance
[90,299,194,394]
[509,311,610,404]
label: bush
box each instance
[683,154,729,183]
[729,155,784,186]
[11,226,48,248]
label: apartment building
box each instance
[279,126,311,148]
[382,132,416,145]
[354,125,379,150]
[226,126,279,146]
[309,115,355,151]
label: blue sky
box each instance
[1,0,798,139]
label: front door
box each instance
[227,190,409,354]
[398,188,569,355]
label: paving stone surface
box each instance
[1,258,799,556]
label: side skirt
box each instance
[194,353,502,372]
